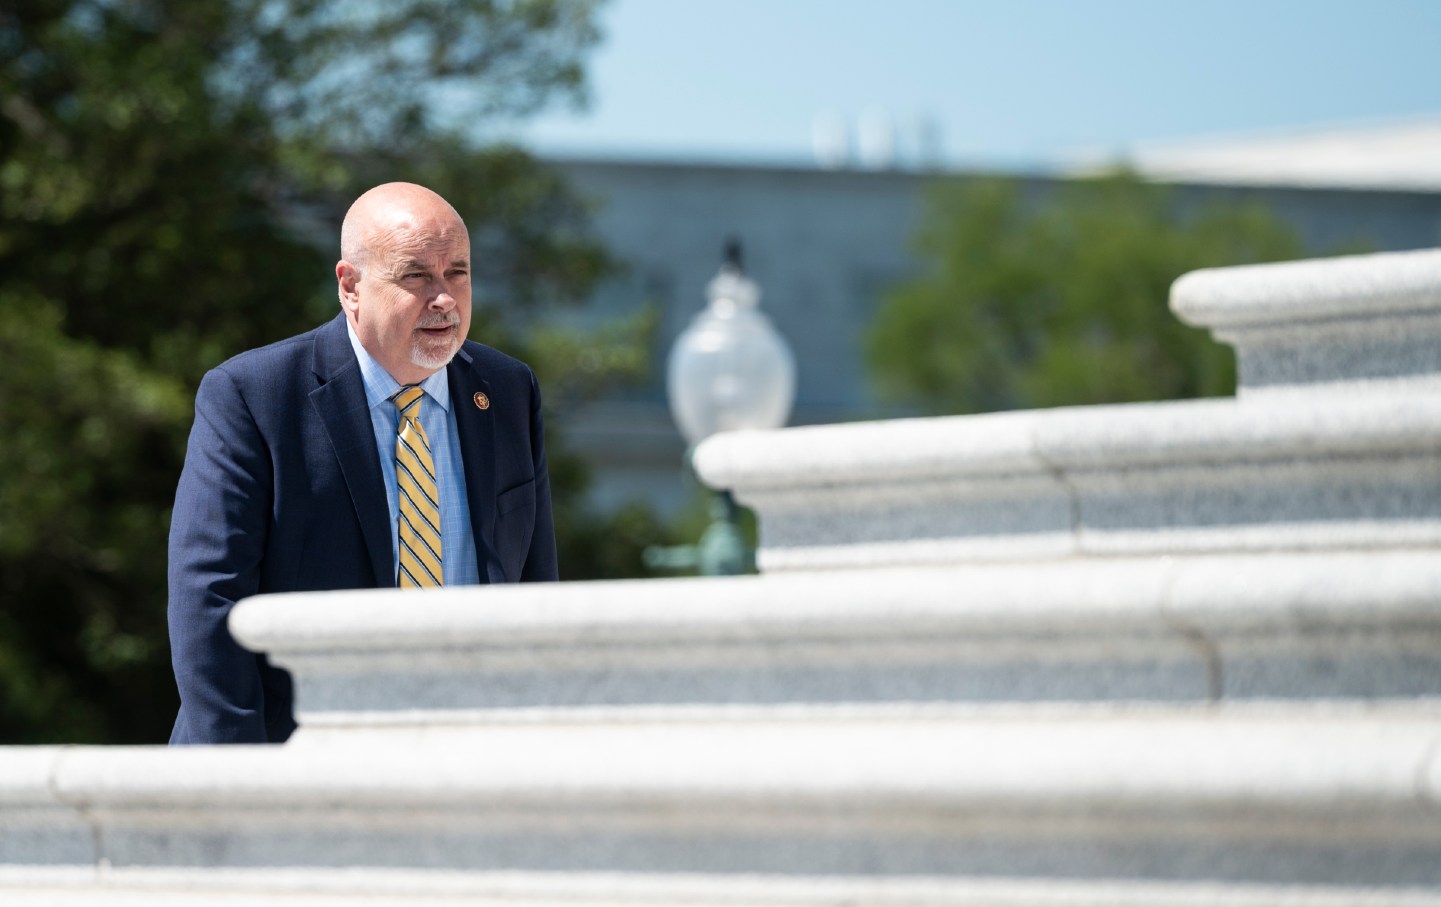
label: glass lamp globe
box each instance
[666,251,797,448]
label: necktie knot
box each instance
[393,385,425,420]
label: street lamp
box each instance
[647,240,796,575]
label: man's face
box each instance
[340,212,472,386]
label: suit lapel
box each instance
[448,349,497,582]
[309,314,394,587]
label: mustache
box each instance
[415,315,460,329]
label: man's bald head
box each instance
[336,182,473,385]
[339,182,468,275]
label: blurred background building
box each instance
[545,116,1441,517]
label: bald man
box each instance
[167,183,557,744]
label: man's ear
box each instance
[336,260,361,315]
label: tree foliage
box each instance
[0,0,649,744]
[867,174,1308,414]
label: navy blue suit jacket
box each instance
[167,314,557,744]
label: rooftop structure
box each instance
[1081,116,1441,193]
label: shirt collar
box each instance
[345,318,451,413]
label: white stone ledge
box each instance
[226,551,1441,719]
[21,704,1441,806]
[1171,249,1441,330]
[0,747,68,799]
[6,867,1441,906]
[1170,249,1441,392]
[696,393,1441,489]
[695,410,1047,489]
[693,391,1441,568]
[4,708,1441,886]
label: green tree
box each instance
[867,173,1308,414]
[0,0,648,745]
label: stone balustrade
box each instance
[204,550,1441,734]
[7,705,1441,893]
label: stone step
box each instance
[693,388,1441,571]
[4,704,1441,890]
[227,551,1441,733]
[1171,247,1441,395]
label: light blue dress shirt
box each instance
[346,321,480,585]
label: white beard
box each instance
[410,329,460,371]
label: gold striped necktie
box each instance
[392,385,442,587]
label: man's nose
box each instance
[428,282,456,309]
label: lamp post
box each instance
[646,240,796,576]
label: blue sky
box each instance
[517,0,1441,169]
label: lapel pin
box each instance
[473,391,490,410]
